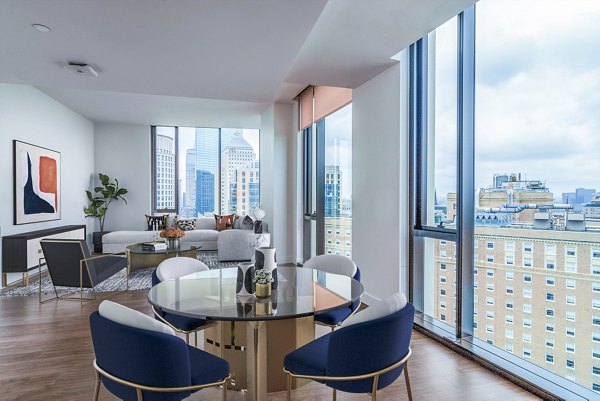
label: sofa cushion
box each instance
[214,214,235,231]
[182,229,219,242]
[103,231,157,244]
[196,216,216,230]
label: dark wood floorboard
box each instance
[0,291,539,401]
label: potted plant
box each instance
[252,269,274,299]
[84,173,128,252]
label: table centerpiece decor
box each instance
[253,269,274,298]
[159,227,185,249]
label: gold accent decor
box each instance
[255,283,271,298]
[204,318,314,400]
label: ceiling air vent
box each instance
[64,62,98,77]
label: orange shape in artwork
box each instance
[39,156,57,209]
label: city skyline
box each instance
[179,127,260,217]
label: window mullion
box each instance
[457,4,476,339]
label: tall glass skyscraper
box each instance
[195,128,219,215]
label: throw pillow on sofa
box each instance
[175,217,196,231]
[145,214,167,231]
[242,215,254,230]
[214,213,236,231]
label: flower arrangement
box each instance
[252,269,274,285]
[159,228,185,239]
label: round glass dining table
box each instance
[147,266,363,401]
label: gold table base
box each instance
[204,317,314,401]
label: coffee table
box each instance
[126,243,198,273]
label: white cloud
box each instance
[433,0,600,198]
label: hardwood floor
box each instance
[0,291,539,401]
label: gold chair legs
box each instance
[404,363,413,401]
[93,371,101,401]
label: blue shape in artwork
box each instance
[23,153,54,214]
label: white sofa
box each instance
[102,216,267,261]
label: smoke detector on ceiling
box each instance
[64,62,98,77]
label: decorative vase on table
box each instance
[255,283,272,299]
[166,238,180,249]
[255,247,277,289]
[236,262,255,296]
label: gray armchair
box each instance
[39,239,127,306]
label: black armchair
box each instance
[39,239,127,306]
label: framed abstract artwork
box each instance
[13,140,61,225]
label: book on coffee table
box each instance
[141,241,168,250]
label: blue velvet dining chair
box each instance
[150,257,210,346]
[283,293,414,401]
[90,300,230,401]
[303,254,362,330]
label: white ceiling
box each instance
[0,0,475,125]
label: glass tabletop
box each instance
[147,266,364,321]
[127,243,197,255]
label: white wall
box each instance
[0,84,95,277]
[260,103,296,264]
[94,123,151,231]
[352,63,406,304]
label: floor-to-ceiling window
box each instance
[300,86,352,262]
[410,1,600,398]
[152,126,260,216]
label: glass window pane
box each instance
[427,237,457,329]
[323,104,352,257]
[474,0,600,391]
[170,127,259,218]
[428,16,458,227]
[154,126,176,210]
[220,128,260,215]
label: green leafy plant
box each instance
[84,173,128,232]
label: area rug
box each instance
[0,251,239,297]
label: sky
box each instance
[433,0,600,201]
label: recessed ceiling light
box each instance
[32,24,51,33]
